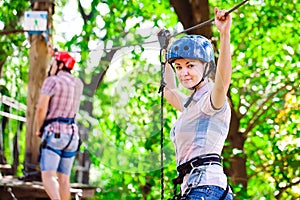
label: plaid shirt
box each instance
[41,71,83,134]
[170,83,231,193]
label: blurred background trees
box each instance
[0,0,299,199]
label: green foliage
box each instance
[211,0,300,198]
[0,0,29,174]
[0,0,299,199]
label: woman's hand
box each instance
[214,7,232,34]
[36,130,42,138]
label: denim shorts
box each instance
[40,131,79,175]
[186,185,233,200]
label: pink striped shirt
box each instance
[170,83,231,193]
[41,71,83,134]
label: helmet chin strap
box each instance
[184,62,214,108]
[188,77,204,91]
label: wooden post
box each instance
[24,0,54,180]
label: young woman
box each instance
[164,8,233,200]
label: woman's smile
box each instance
[174,58,204,89]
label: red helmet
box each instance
[54,51,75,69]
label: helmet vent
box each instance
[184,46,189,50]
[174,46,179,51]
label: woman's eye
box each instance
[175,66,181,70]
[187,64,194,68]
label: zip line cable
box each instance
[71,0,249,53]
[0,0,249,53]
[173,0,249,37]
[1,0,249,52]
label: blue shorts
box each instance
[40,131,79,175]
[186,185,233,200]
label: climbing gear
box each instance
[40,117,75,133]
[41,131,78,158]
[39,117,81,159]
[158,29,172,49]
[170,154,222,200]
[220,184,230,200]
[54,51,76,69]
[167,35,215,65]
[158,34,170,199]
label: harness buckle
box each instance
[54,132,60,138]
[190,158,200,169]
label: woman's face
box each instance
[174,58,205,89]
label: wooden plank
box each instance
[0,164,12,175]
[0,176,96,199]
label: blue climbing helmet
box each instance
[167,35,215,65]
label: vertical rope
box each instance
[159,48,167,200]
[160,89,164,200]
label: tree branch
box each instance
[170,0,193,31]
[0,29,26,35]
[243,82,295,135]
[276,179,300,199]
[170,0,212,37]
[77,0,94,24]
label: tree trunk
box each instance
[227,97,248,189]
[170,0,212,38]
[24,1,53,180]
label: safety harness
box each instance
[170,153,229,200]
[39,117,81,159]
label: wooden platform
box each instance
[0,164,12,175]
[0,176,96,200]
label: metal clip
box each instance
[157,29,171,49]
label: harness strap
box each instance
[61,125,75,151]
[40,124,79,159]
[40,117,75,133]
[177,153,222,183]
[219,184,230,200]
[170,154,222,200]
[45,145,78,158]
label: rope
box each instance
[158,48,167,200]
[72,0,250,53]
[1,0,250,53]
[173,0,249,37]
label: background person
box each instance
[35,51,83,200]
